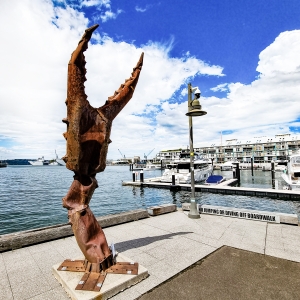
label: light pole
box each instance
[186,83,207,219]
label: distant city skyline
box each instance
[1,0,300,160]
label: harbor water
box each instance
[0,166,299,235]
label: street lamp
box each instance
[186,83,207,219]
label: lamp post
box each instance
[186,83,207,219]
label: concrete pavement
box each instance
[138,246,300,300]
[1,209,300,299]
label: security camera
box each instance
[193,87,201,99]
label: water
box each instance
[0,166,299,235]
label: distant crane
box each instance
[144,148,155,161]
[118,149,125,158]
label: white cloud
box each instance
[135,5,148,13]
[0,0,223,160]
[82,0,110,8]
[1,1,299,161]
[257,30,300,77]
[146,30,300,151]
[211,83,229,92]
[181,88,188,96]
[100,8,122,22]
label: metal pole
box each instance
[271,161,275,189]
[172,174,175,185]
[140,170,144,183]
[187,83,200,219]
[236,162,240,183]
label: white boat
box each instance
[49,151,65,166]
[56,159,66,166]
[281,154,300,190]
[160,153,213,184]
[220,159,239,170]
[28,156,49,166]
[112,159,129,165]
[143,163,161,171]
[275,160,287,172]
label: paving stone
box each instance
[8,264,43,287]
[28,287,70,300]
[109,285,141,300]
[147,260,181,281]
[27,242,56,255]
[265,239,285,250]
[11,274,52,300]
[133,274,161,295]
[31,250,65,274]
[0,285,14,300]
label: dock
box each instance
[1,209,300,299]
[122,178,300,200]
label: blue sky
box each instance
[1,0,300,160]
[75,0,300,92]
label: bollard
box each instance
[132,171,135,182]
[251,157,254,176]
[236,162,240,183]
[271,161,275,189]
[140,170,144,183]
[172,174,175,186]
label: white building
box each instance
[155,134,300,164]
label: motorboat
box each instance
[28,156,49,166]
[143,163,157,171]
[281,154,300,190]
[275,160,288,172]
[0,160,7,168]
[160,153,213,184]
[143,162,163,171]
[220,159,239,170]
[112,159,129,165]
[205,175,226,185]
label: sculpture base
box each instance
[52,254,148,300]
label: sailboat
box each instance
[49,151,66,166]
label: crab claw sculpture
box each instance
[61,24,143,272]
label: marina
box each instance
[123,177,300,200]
[1,165,300,236]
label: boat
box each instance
[28,156,49,166]
[275,160,288,172]
[56,159,66,166]
[0,160,7,168]
[220,159,239,170]
[143,162,162,171]
[205,175,226,185]
[49,151,65,166]
[160,153,213,184]
[281,154,300,190]
[112,158,129,165]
